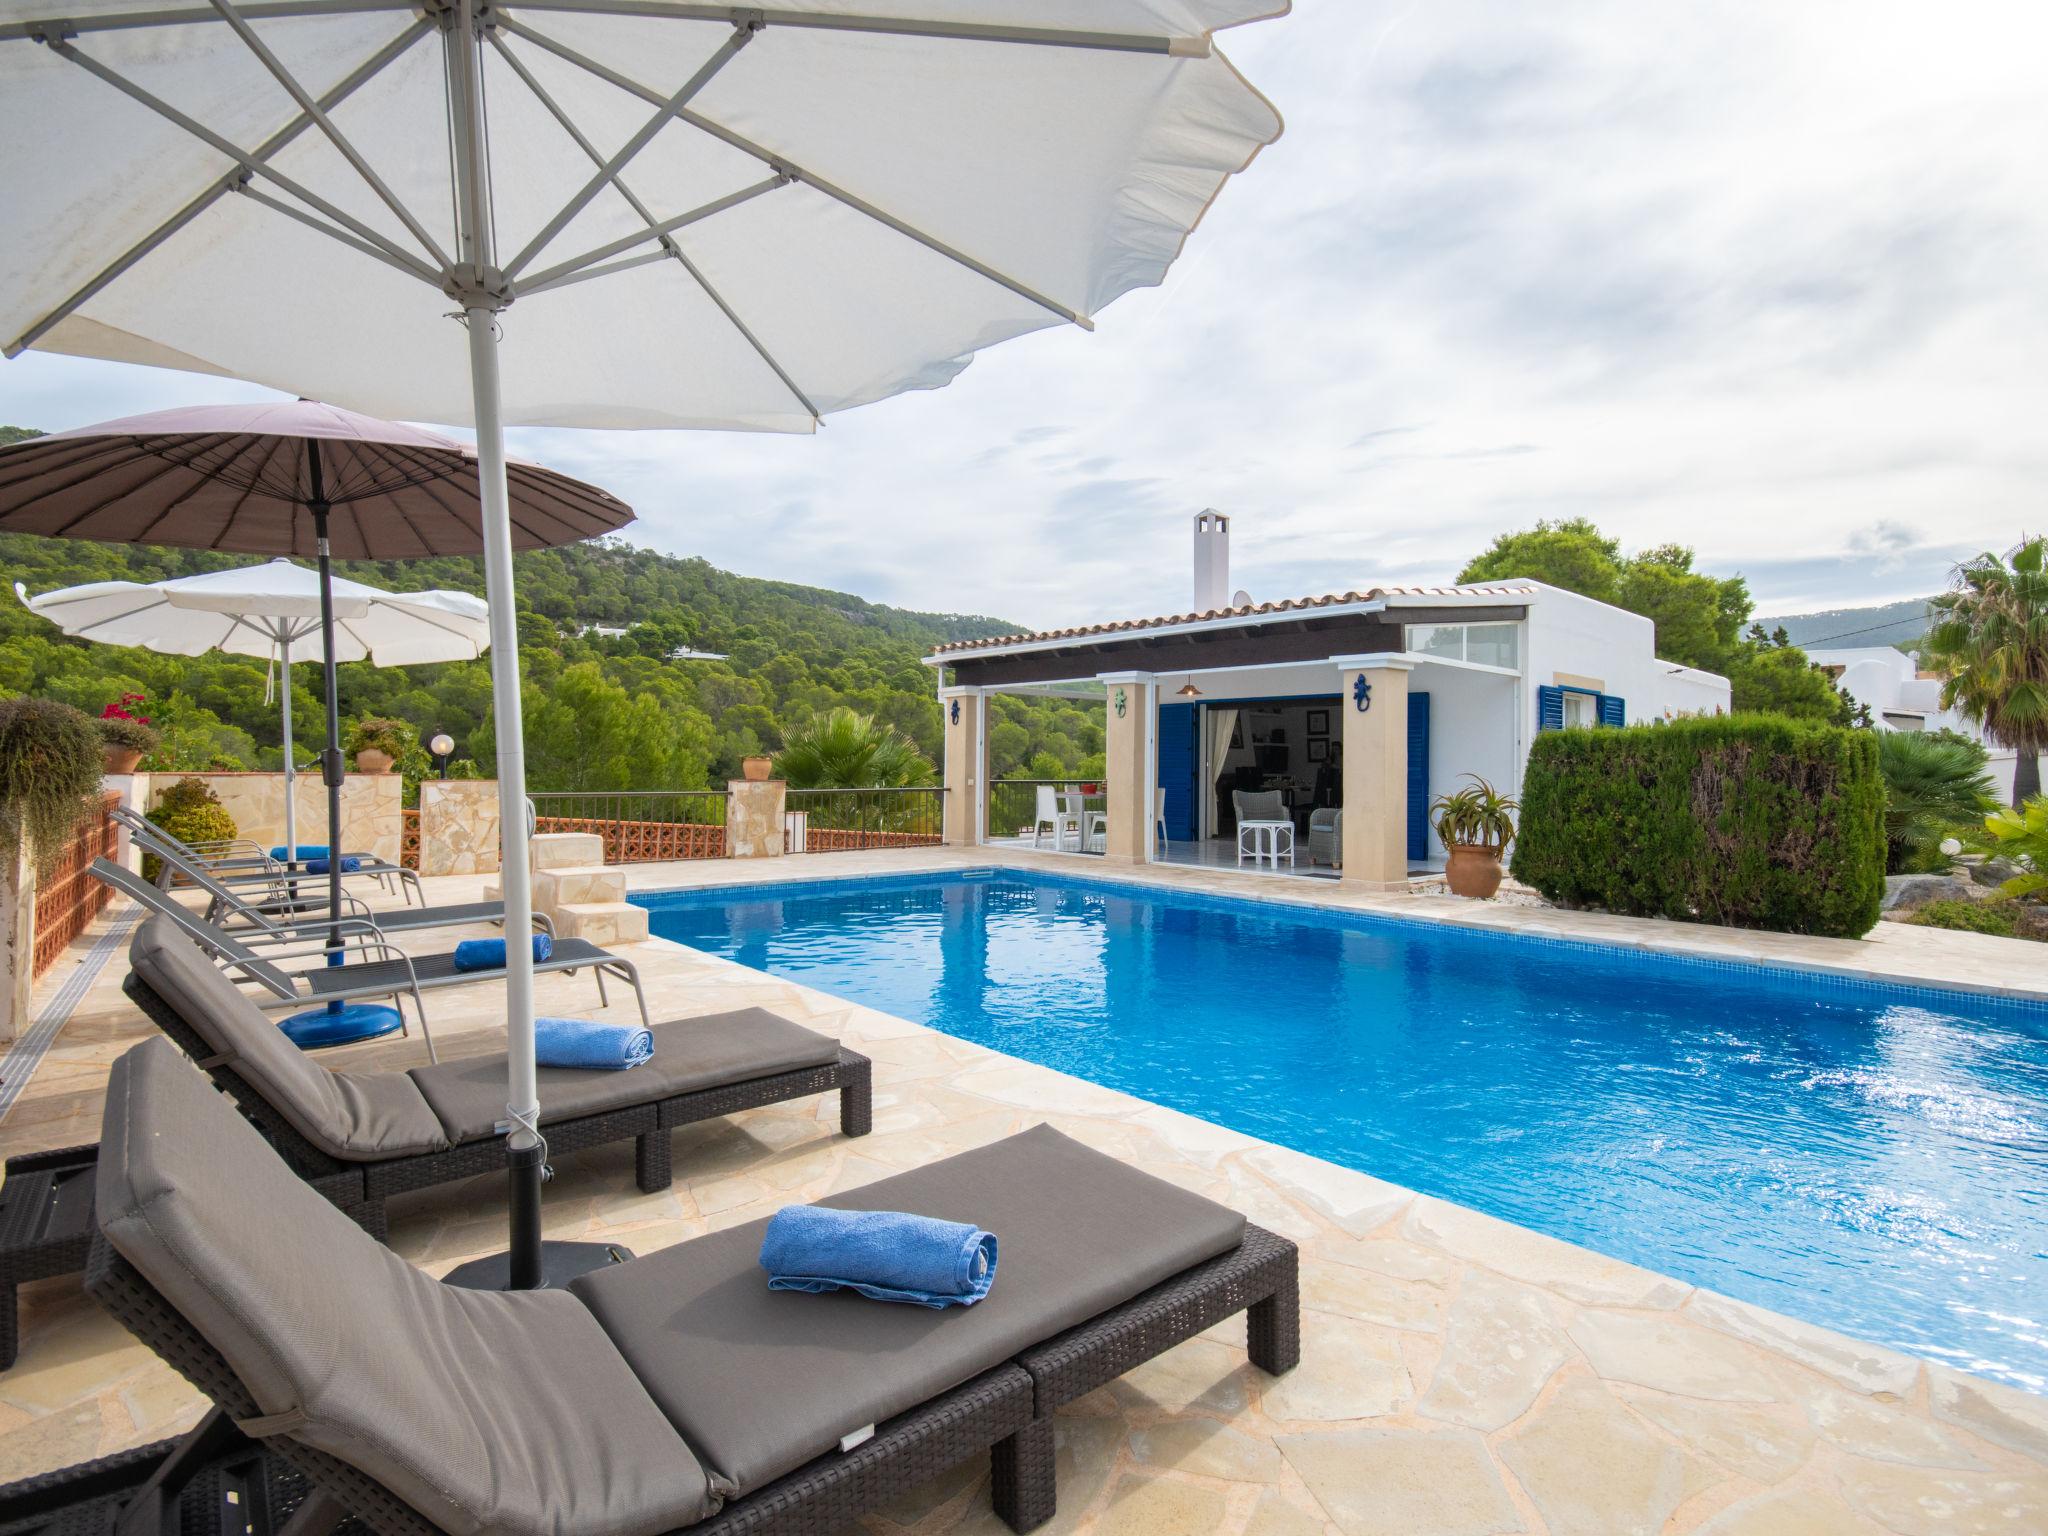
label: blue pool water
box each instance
[638,871,2048,1391]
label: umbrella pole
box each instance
[307,446,346,949]
[279,631,295,860]
[436,0,626,1294]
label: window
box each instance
[1404,622,1521,670]
[1881,712,1925,732]
[1562,691,1596,729]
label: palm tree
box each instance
[1924,538,2048,801]
[773,707,935,789]
[1874,730,1996,873]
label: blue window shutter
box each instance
[1156,703,1197,840]
[1407,692,1430,863]
[1598,694,1625,728]
[1537,685,1564,732]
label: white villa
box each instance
[929,514,1730,888]
[1808,644,2024,801]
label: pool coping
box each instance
[627,851,2048,1014]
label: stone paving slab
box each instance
[0,858,2044,1536]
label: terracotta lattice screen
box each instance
[32,793,120,977]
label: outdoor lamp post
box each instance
[428,730,455,779]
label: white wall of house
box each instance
[1415,661,1521,855]
[1518,583,1732,745]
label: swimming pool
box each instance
[638,870,2048,1392]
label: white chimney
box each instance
[1192,509,1231,612]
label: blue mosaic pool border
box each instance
[634,866,2048,1020]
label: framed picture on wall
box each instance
[1306,709,1330,737]
[1306,738,1329,762]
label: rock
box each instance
[1970,858,2020,889]
[1880,874,1975,913]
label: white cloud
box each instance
[3,1,2043,625]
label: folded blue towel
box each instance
[304,856,361,875]
[760,1206,998,1309]
[270,845,330,862]
[452,933,553,972]
[535,1016,653,1070]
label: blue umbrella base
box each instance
[279,1003,405,1050]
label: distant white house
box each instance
[930,513,1731,887]
[1807,645,2023,801]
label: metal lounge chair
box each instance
[24,1039,1296,1536]
[126,824,547,942]
[91,860,649,1059]
[114,803,424,907]
[0,918,872,1370]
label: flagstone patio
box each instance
[2,854,2044,1534]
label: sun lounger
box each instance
[0,918,872,1370]
[55,1039,1296,1535]
[114,803,423,907]
[126,826,547,942]
[92,862,648,1058]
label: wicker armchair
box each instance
[1308,807,1342,868]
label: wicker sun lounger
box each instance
[114,803,423,906]
[127,826,546,943]
[0,919,872,1371]
[93,861,649,1055]
[11,1040,1295,1536]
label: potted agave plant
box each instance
[1431,774,1519,900]
[97,695,159,774]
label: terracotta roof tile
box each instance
[930,584,1538,656]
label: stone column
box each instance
[0,843,33,1043]
[726,778,788,858]
[1334,656,1413,891]
[104,772,151,873]
[1100,672,1155,865]
[419,779,503,876]
[940,688,987,847]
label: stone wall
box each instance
[418,779,502,876]
[726,779,787,859]
[145,771,403,866]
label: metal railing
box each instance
[33,792,120,977]
[785,786,943,852]
[528,790,727,864]
[989,779,1105,840]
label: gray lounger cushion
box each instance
[129,918,449,1160]
[569,1122,1248,1497]
[97,1039,723,1536]
[408,1008,843,1142]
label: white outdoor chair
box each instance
[1032,785,1083,850]
[1154,787,1169,853]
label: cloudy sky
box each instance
[3,0,2043,630]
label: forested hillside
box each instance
[0,519,1107,793]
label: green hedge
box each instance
[1511,716,1885,938]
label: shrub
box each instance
[96,715,161,754]
[144,777,238,883]
[1512,715,1885,938]
[1875,729,1995,874]
[1974,798,2048,900]
[345,716,412,760]
[0,696,107,873]
[1905,898,2021,939]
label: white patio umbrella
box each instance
[0,0,1287,1289]
[16,560,491,860]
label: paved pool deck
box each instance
[1,851,2043,1536]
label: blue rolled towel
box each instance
[270,845,330,862]
[536,1017,653,1070]
[304,856,361,875]
[453,933,553,972]
[760,1206,998,1309]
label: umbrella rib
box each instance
[518,177,787,294]
[32,33,444,288]
[0,0,416,43]
[231,182,449,289]
[503,21,755,280]
[191,432,293,551]
[487,29,816,419]
[208,0,455,270]
[494,14,1093,330]
[122,432,272,550]
[3,18,430,357]
[61,596,177,640]
[42,450,221,541]
[495,2,1200,57]
[372,438,558,551]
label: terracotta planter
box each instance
[355,748,394,774]
[102,746,143,775]
[742,755,774,783]
[1444,843,1504,900]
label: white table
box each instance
[1238,818,1295,868]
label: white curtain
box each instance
[1204,707,1239,838]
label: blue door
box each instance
[1407,692,1431,862]
[1156,702,1197,841]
